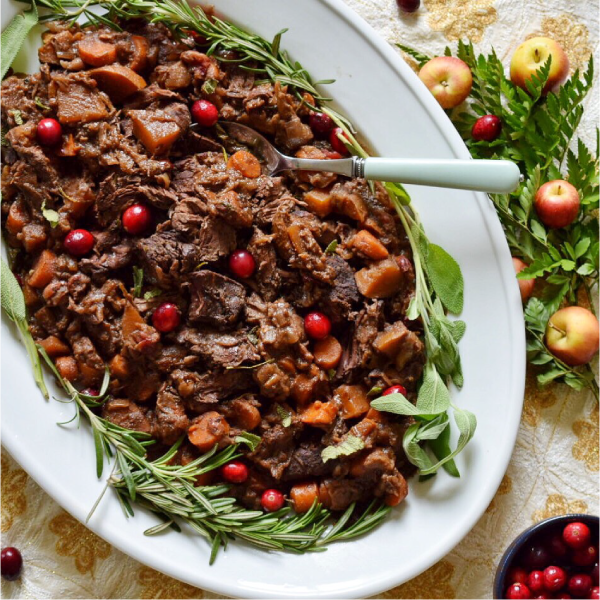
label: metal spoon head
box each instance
[217,121,284,174]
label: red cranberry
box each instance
[329,127,350,156]
[36,118,62,146]
[471,114,502,142]
[592,563,599,586]
[563,523,591,550]
[543,566,567,592]
[1,547,22,581]
[309,111,334,138]
[527,571,545,593]
[221,461,248,484]
[152,302,181,333]
[64,229,94,257]
[396,0,420,12]
[261,489,285,512]
[572,545,598,567]
[80,388,99,397]
[523,544,552,569]
[506,583,532,599]
[548,533,569,558]
[555,595,571,599]
[304,312,331,340]
[229,249,256,279]
[382,384,408,397]
[122,204,152,235]
[533,595,551,600]
[591,587,600,600]
[567,574,592,598]
[191,99,219,127]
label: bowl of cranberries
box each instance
[494,514,599,599]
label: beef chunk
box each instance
[102,398,151,433]
[282,443,335,481]
[321,255,360,320]
[251,421,301,480]
[188,271,245,327]
[246,295,304,352]
[253,362,291,401]
[195,217,237,263]
[176,328,260,367]
[152,385,190,445]
[136,231,199,288]
[247,227,281,301]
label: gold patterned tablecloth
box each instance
[1,1,598,598]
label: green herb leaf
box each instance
[276,404,292,427]
[1,258,26,323]
[41,201,60,228]
[201,78,218,95]
[321,434,365,463]
[8,110,23,125]
[35,96,50,110]
[143,289,162,300]
[132,266,144,298]
[1,1,38,80]
[370,392,422,416]
[324,240,338,254]
[415,363,451,415]
[425,243,464,314]
[234,432,262,452]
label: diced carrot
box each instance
[314,336,343,370]
[39,335,70,357]
[335,385,370,419]
[78,37,117,67]
[195,471,215,487]
[301,401,338,427]
[350,418,377,441]
[6,202,29,235]
[129,35,149,72]
[188,411,230,453]
[332,188,368,222]
[355,258,403,299]
[22,224,47,253]
[22,284,39,307]
[290,374,315,406]
[89,64,147,102]
[109,354,129,379]
[291,482,319,513]
[28,250,56,289]
[227,150,261,178]
[55,356,79,382]
[130,110,181,154]
[59,133,80,157]
[304,189,333,217]
[366,407,385,422]
[122,302,146,342]
[373,321,409,358]
[78,361,103,386]
[351,230,389,260]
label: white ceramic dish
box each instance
[1,0,526,597]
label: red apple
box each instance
[418,56,473,109]
[510,37,569,94]
[534,180,580,229]
[546,306,600,366]
[512,257,535,302]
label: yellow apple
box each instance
[546,306,600,366]
[510,37,569,94]
[512,257,535,302]
[418,57,473,109]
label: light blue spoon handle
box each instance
[362,158,521,194]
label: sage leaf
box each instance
[425,243,464,314]
[414,414,449,440]
[415,363,451,415]
[402,424,434,470]
[276,404,292,427]
[234,431,261,452]
[1,258,26,323]
[41,201,60,228]
[1,1,38,80]
[428,421,460,477]
[321,434,364,463]
[370,392,422,416]
[132,266,144,298]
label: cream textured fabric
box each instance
[1,1,598,598]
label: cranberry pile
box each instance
[504,521,599,599]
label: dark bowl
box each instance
[493,513,599,599]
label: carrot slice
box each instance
[335,385,370,419]
[188,412,230,453]
[314,336,343,370]
[55,356,79,382]
[89,64,147,102]
[304,189,333,217]
[78,37,117,67]
[129,35,149,72]
[227,150,261,178]
[355,258,402,299]
[39,335,70,357]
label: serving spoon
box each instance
[217,121,521,194]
